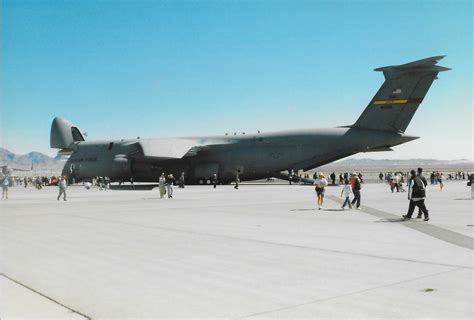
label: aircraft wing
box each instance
[127,138,231,160]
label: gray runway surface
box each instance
[1,181,472,319]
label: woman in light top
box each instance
[438,172,444,190]
[314,173,328,210]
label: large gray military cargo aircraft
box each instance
[51,56,449,184]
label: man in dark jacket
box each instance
[416,167,428,218]
[403,170,429,221]
[330,172,336,185]
[212,174,218,189]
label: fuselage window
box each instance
[108,142,114,150]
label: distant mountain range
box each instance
[1,147,473,174]
[317,158,474,171]
[0,147,63,173]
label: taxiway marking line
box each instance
[326,195,474,250]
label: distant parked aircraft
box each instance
[1,164,33,177]
[50,56,449,184]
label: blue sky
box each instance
[1,0,472,160]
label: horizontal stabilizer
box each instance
[374,55,450,79]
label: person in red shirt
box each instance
[350,173,362,210]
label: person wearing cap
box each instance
[314,173,328,210]
[350,173,362,210]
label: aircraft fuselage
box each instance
[62,127,417,184]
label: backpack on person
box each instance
[412,177,426,198]
[354,178,361,191]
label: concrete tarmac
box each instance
[1,181,472,319]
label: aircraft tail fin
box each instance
[352,56,450,132]
[50,117,85,151]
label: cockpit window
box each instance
[71,127,85,141]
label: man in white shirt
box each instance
[2,176,10,199]
[57,176,68,201]
[340,180,352,209]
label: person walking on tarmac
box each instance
[314,173,328,210]
[403,170,429,221]
[2,176,10,199]
[234,172,240,190]
[158,173,166,198]
[438,172,445,190]
[467,173,474,199]
[330,172,336,185]
[166,174,174,198]
[57,176,68,201]
[212,174,218,189]
[416,167,428,219]
[350,173,362,210]
[179,172,185,188]
[340,179,352,209]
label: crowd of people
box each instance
[91,176,111,190]
[2,170,473,219]
[0,175,61,189]
[379,171,469,191]
[309,168,473,222]
[381,172,407,192]
[313,172,363,210]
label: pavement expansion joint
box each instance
[0,273,92,320]
[62,213,472,270]
[236,266,466,319]
[326,195,474,250]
